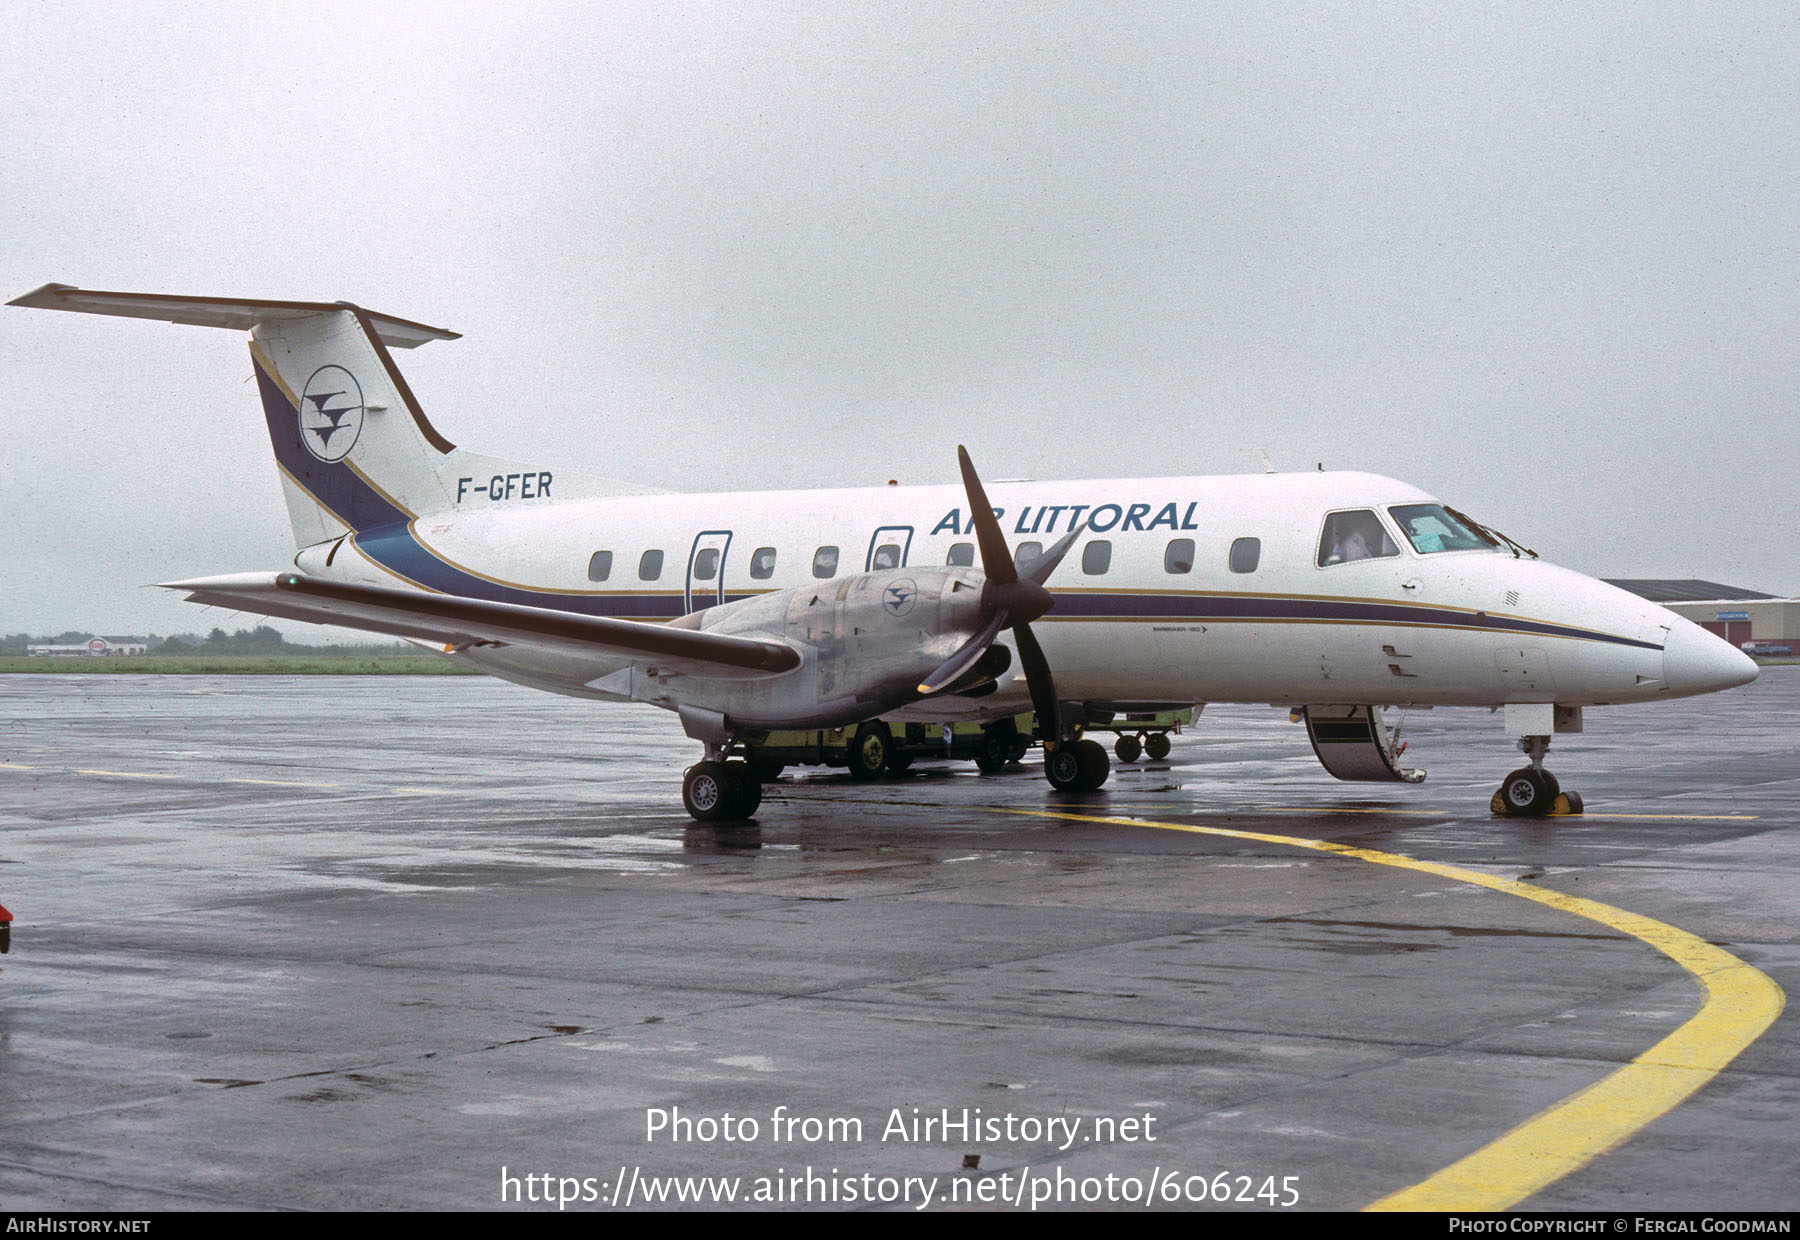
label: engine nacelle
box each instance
[656,566,993,731]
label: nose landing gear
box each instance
[1492,734,1583,818]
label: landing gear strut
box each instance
[1492,734,1582,818]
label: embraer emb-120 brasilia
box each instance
[13,284,1758,821]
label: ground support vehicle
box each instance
[1084,707,1198,763]
[745,713,1037,780]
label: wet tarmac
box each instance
[0,669,1795,1211]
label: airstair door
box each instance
[685,530,733,613]
[865,526,913,571]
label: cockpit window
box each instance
[1317,510,1400,567]
[1388,504,1498,554]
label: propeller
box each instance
[917,447,1083,750]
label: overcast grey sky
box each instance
[3,2,1795,636]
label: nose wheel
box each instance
[1492,735,1583,818]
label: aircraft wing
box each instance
[158,573,802,677]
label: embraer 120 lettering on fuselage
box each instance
[10,283,1759,821]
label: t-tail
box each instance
[7,283,604,549]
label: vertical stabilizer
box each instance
[250,306,458,542]
[9,283,661,549]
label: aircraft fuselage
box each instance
[294,468,1737,718]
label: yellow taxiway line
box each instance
[997,806,1785,1212]
[1255,805,1757,822]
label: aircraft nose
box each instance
[1662,618,1760,696]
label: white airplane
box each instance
[12,284,1759,821]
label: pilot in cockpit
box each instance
[1336,523,1377,562]
[1320,511,1398,566]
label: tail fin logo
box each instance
[299,365,365,463]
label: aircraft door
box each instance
[685,530,733,614]
[866,526,913,571]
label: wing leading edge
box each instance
[159,573,801,677]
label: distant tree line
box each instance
[1,626,428,657]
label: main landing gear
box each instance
[1044,736,1110,793]
[1491,734,1583,818]
[682,755,764,822]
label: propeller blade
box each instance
[917,609,1011,695]
[1020,520,1087,587]
[957,446,1018,586]
[1012,621,1062,747]
[953,445,1075,746]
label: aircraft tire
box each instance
[976,728,1011,774]
[847,723,890,780]
[749,755,786,782]
[1076,739,1111,790]
[1045,745,1086,791]
[683,762,736,822]
[1499,767,1554,817]
[1144,732,1171,761]
[723,762,762,817]
[1114,734,1142,763]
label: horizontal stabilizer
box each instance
[159,573,802,676]
[8,284,458,349]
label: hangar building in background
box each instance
[1607,580,1799,653]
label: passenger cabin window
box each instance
[946,542,975,567]
[1013,541,1043,571]
[1164,538,1195,574]
[586,550,613,582]
[1228,538,1260,574]
[872,544,901,570]
[812,546,839,578]
[638,550,665,581]
[693,548,719,580]
[1082,539,1112,575]
[1388,504,1497,554]
[749,547,777,580]
[1317,511,1400,567]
